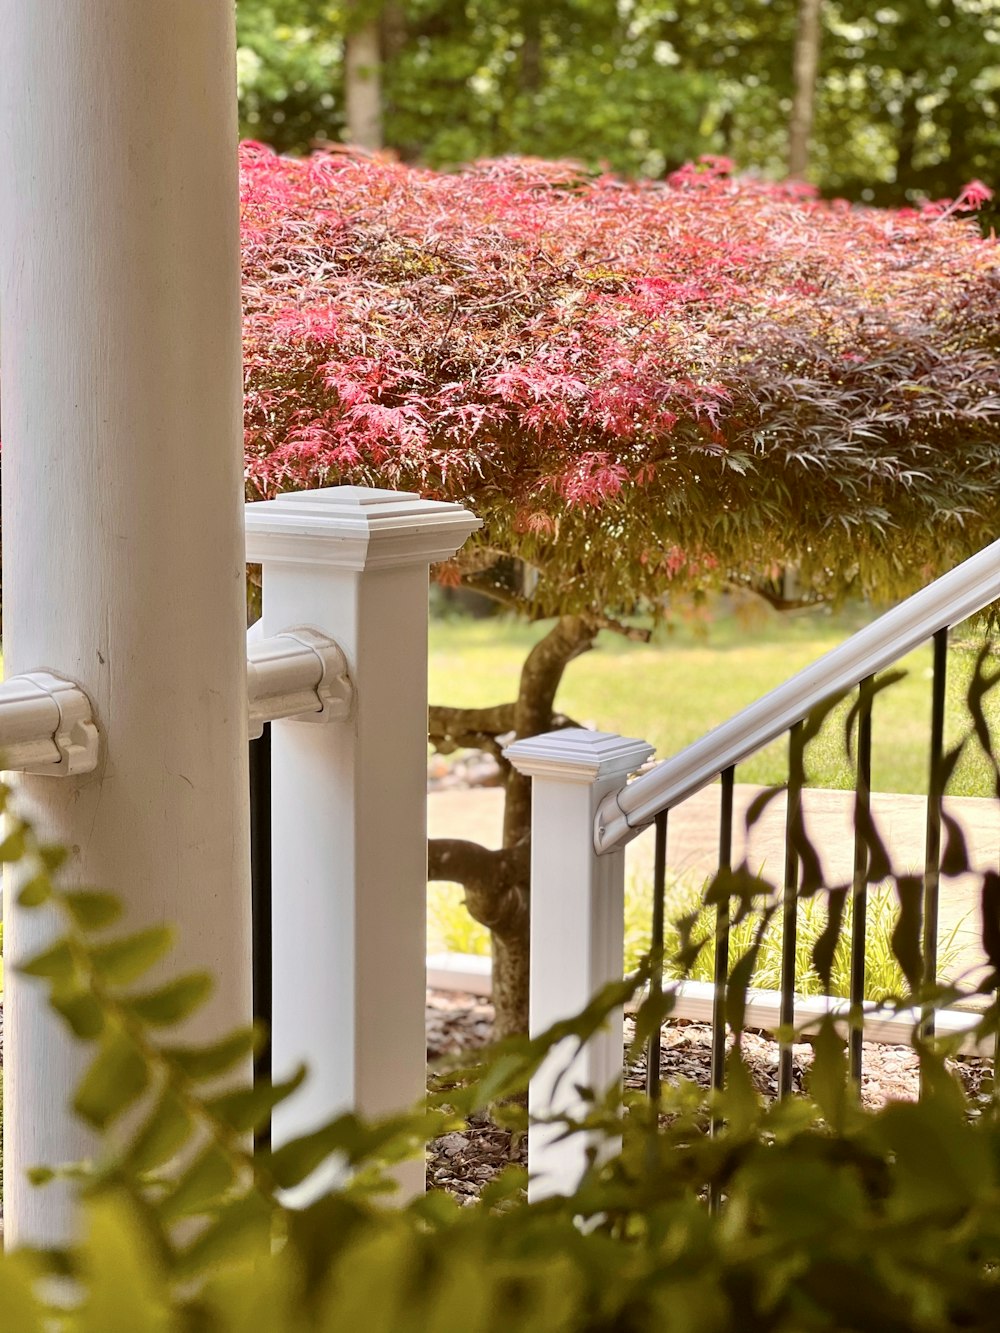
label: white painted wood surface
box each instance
[505,730,654,1200]
[0,1,250,1246]
[247,487,480,1200]
[427,951,493,997]
[0,629,350,768]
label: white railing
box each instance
[247,627,353,737]
[245,486,480,1199]
[0,631,352,773]
[4,486,481,1224]
[0,673,99,774]
[508,535,1000,1199]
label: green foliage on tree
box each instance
[238,0,346,151]
[5,662,1000,1332]
[236,0,1000,204]
[381,0,720,176]
[818,0,1000,202]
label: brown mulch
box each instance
[425,989,995,1201]
[425,990,526,1202]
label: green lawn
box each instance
[429,602,1000,797]
[427,603,999,964]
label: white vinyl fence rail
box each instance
[507,536,1000,1199]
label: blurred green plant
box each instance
[428,882,492,957]
[3,796,1000,1329]
[1,642,1000,1327]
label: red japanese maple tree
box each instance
[242,145,1000,1034]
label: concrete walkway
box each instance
[429,784,1000,986]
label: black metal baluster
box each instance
[646,811,668,1103]
[921,629,948,1058]
[709,767,735,1214]
[711,767,735,1098]
[778,723,804,1099]
[714,767,736,1098]
[849,677,874,1085]
[249,725,272,1148]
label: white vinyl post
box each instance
[505,729,654,1200]
[245,487,480,1199]
[0,2,249,1247]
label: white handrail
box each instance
[0,630,354,776]
[247,627,353,738]
[594,536,1000,853]
[0,673,100,775]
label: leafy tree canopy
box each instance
[243,144,1000,618]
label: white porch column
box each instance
[0,3,249,1246]
[505,729,653,1200]
[245,487,480,1199]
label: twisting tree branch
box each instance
[428,703,516,756]
[459,569,532,616]
[459,567,654,643]
[428,838,530,938]
[728,579,825,614]
[503,614,601,846]
[428,703,583,756]
[597,613,652,643]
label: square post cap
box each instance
[245,486,482,571]
[505,728,655,785]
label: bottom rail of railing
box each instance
[633,976,989,1058]
[426,951,989,1056]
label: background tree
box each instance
[236,0,1000,211]
[237,0,345,152]
[241,145,1000,1034]
[344,1,384,148]
[817,0,1000,206]
[788,0,823,177]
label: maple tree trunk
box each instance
[345,15,383,150]
[428,614,599,1038]
[491,934,530,1039]
[787,0,823,178]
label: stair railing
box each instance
[507,536,1000,1199]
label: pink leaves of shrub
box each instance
[241,146,1000,614]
